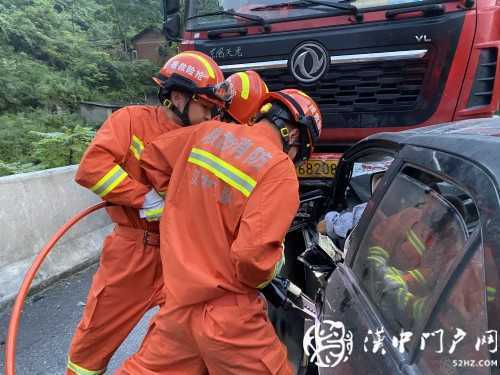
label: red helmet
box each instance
[257,89,322,162]
[225,71,269,124]
[154,51,231,115]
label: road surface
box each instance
[0,263,155,374]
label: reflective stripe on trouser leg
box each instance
[67,358,105,375]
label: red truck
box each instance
[163,0,499,159]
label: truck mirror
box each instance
[163,0,180,15]
[164,14,181,41]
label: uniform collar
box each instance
[157,106,182,132]
[252,121,284,150]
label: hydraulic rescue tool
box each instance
[262,276,316,319]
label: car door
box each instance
[316,145,490,375]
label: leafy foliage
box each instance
[0,0,164,176]
[31,125,96,169]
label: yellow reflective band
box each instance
[67,358,105,375]
[397,288,411,309]
[386,274,405,287]
[183,52,215,79]
[409,269,426,285]
[386,267,406,287]
[90,165,128,198]
[158,191,166,197]
[407,229,425,256]
[264,82,269,93]
[487,286,496,302]
[144,207,163,217]
[369,246,389,259]
[413,298,426,320]
[236,72,250,99]
[367,255,385,267]
[188,148,256,197]
[260,103,272,113]
[257,253,284,289]
[130,134,144,160]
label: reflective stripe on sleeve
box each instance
[130,134,144,160]
[385,267,406,287]
[257,250,285,289]
[396,288,412,309]
[407,229,425,256]
[67,358,105,375]
[368,246,389,260]
[367,255,386,267]
[412,297,426,320]
[236,72,250,99]
[188,147,256,197]
[487,286,496,302]
[90,164,128,197]
[408,269,426,286]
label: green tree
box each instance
[30,125,95,169]
[0,0,164,176]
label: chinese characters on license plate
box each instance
[296,159,338,178]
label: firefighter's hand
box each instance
[316,219,327,234]
[139,189,165,221]
[261,277,290,308]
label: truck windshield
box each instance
[186,0,443,30]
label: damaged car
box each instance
[269,117,500,375]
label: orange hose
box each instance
[5,201,110,375]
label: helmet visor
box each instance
[198,81,234,104]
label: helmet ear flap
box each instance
[158,86,171,107]
[294,126,313,164]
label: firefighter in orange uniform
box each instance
[116,89,322,374]
[223,70,269,124]
[66,51,228,375]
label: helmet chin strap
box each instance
[163,97,192,126]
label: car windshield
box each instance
[186,0,445,30]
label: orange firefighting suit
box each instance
[67,105,180,375]
[367,202,466,324]
[116,120,299,374]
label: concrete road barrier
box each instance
[0,166,112,309]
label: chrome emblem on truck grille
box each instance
[290,42,329,83]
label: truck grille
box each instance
[259,58,429,113]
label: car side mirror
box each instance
[164,14,181,41]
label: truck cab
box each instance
[164,0,499,151]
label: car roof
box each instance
[367,116,500,187]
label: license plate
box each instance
[296,159,338,178]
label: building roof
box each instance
[131,26,163,43]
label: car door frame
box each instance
[324,140,500,372]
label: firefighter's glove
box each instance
[257,247,285,289]
[139,189,165,222]
[261,277,290,308]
